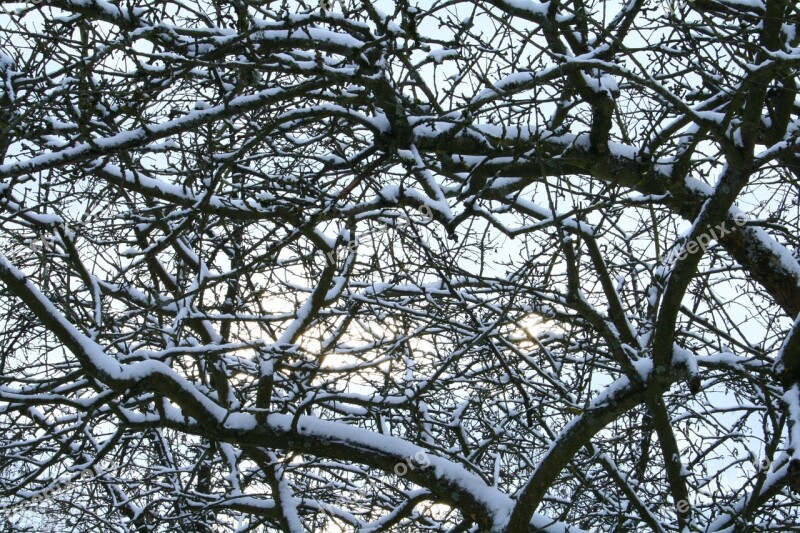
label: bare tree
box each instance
[1,0,799,531]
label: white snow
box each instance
[426,48,459,64]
